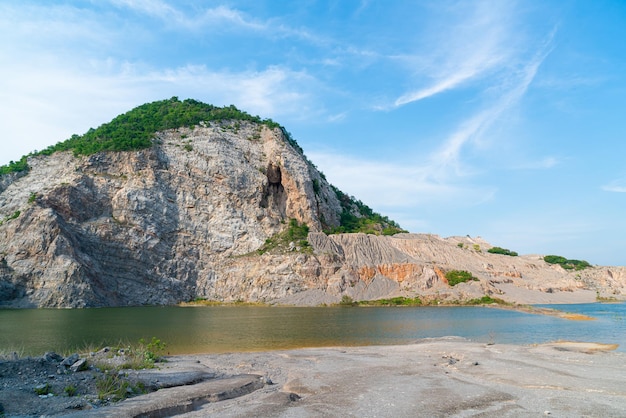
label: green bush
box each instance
[138,337,166,365]
[339,295,356,306]
[465,295,508,305]
[0,156,29,175]
[543,255,591,270]
[487,246,518,257]
[256,219,311,255]
[445,270,479,286]
[359,296,422,306]
[325,186,406,235]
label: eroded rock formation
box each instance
[1,121,625,307]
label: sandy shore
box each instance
[79,337,626,417]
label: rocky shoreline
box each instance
[1,338,624,417]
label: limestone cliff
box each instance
[0,119,345,307]
[1,102,625,307]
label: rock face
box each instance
[1,121,625,307]
[0,122,341,307]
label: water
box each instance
[1,303,624,355]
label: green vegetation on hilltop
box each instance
[0,97,282,174]
[487,246,518,257]
[543,255,591,270]
[0,97,405,235]
[38,97,281,157]
[0,156,29,175]
[326,185,406,235]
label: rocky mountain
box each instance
[1,99,624,308]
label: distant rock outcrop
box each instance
[1,102,624,307]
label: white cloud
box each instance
[0,55,318,164]
[602,179,626,193]
[307,151,496,212]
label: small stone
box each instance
[61,353,80,368]
[473,362,479,366]
[70,358,88,373]
[43,352,63,363]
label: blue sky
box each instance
[1,0,625,266]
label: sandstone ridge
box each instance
[1,106,625,307]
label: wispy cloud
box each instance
[393,1,516,107]
[602,179,626,193]
[108,0,266,31]
[0,55,318,163]
[308,20,557,224]
[428,28,556,174]
[513,157,560,170]
[107,0,328,45]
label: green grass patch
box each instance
[0,210,21,226]
[445,270,479,286]
[256,218,311,255]
[64,385,77,397]
[33,383,51,396]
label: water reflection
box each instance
[0,303,624,355]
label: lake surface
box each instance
[1,303,624,355]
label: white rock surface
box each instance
[1,122,624,307]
